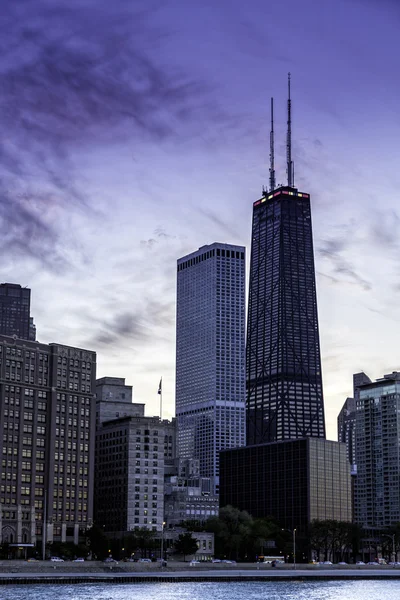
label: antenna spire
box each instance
[286,72,294,187]
[269,97,276,192]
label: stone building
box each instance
[0,334,96,547]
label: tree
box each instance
[309,520,359,563]
[85,524,108,559]
[206,505,276,561]
[174,532,198,561]
[134,527,157,559]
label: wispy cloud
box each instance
[318,237,372,291]
[0,0,220,270]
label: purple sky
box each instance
[1,0,400,439]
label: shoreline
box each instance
[1,564,400,585]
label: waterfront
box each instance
[1,581,400,600]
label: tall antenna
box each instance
[286,72,294,187]
[269,97,276,192]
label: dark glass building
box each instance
[246,187,326,445]
[220,438,352,532]
[0,283,34,341]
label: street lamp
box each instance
[160,521,166,568]
[383,533,395,563]
[293,529,297,571]
[282,528,296,570]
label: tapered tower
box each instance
[246,75,326,444]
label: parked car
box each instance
[323,561,333,565]
[138,558,152,563]
[50,557,64,562]
[189,560,201,566]
[356,561,365,565]
[338,562,347,565]
[367,561,379,565]
[73,558,85,562]
[104,557,118,563]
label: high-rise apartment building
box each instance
[246,186,325,445]
[354,371,400,528]
[176,242,246,493]
[0,334,96,547]
[338,373,371,472]
[337,397,357,470]
[0,283,35,341]
[95,377,176,532]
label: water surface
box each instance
[2,581,400,600]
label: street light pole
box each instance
[293,528,296,571]
[160,521,166,568]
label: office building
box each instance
[220,78,351,532]
[0,334,96,547]
[95,380,176,532]
[246,183,325,444]
[220,438,352,531]
[176,242,246,493]
[354,371,400,528]
[0,283,35,341]
[164,458,219,527]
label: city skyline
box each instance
[1,0,400,439]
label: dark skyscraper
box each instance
[246,79,325,445]
[220,76,351,534]
[0,283,34,341]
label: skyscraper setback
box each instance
[176,243,246,494]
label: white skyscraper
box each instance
[176,242,246,494]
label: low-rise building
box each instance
[95,381,176,533]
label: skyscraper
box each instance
[246,82,325,445]
[220,76,351,535]
[353,371,400,528]
[0,283,35,341]
[176,242,246,494]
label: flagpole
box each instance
[159,377,163,421]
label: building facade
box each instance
[96,377,144,423]
[354,371,400,528]
[0,334,96,547]
[220,438,352,532]
[246,188,325,445]
[95,385,176,533]
[337,397,357,471]
[0,283,35,341]
[164,458,218,527]
[176,243,246,493]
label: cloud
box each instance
[0,0,219,270]
[318,237,372,291]
[195,207,240,241]
[86,297,175,349]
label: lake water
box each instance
[1,581,400,600]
